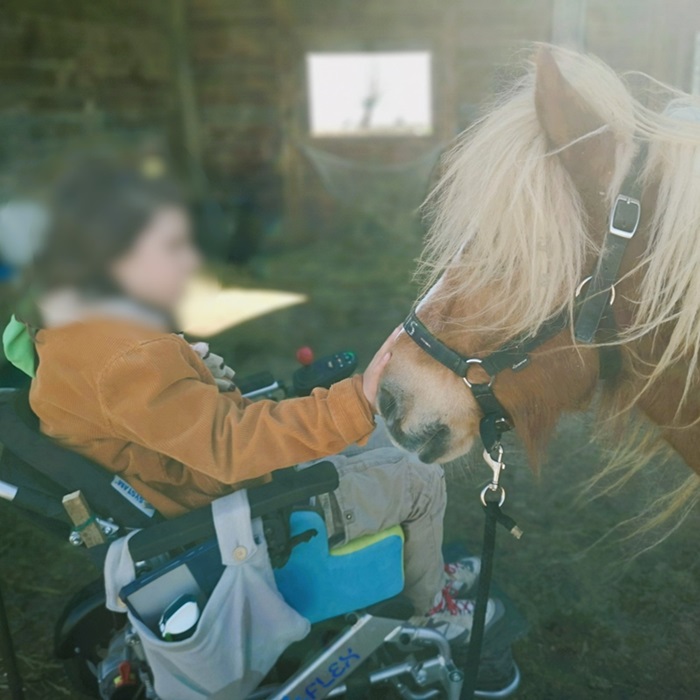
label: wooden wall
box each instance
[1,0,698,245]
[0,0,174,197]
[274,0,556,238]
[584,0,699,87]
[186,0,700,242]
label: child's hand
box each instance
[190,341,236,392]
[362,326,402,411]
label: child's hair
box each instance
[19,158,187,326]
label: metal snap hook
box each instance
[481,447,506,506]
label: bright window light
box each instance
[179,277,307,337]
[306,51,433,137]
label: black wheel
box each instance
[54,579,127,697]
[62,654,101,698]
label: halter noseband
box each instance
[403,310,570,453]
[403,146,645,457]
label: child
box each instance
[20,159,495,643]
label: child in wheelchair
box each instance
[4,159,518,697]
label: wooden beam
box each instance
[62,491,106,548]
[272,0,308,244]
[168,0,206,196]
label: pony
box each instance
[378,46,700,517]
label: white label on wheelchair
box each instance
[111,476,156,518]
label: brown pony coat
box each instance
[380,47,700,498]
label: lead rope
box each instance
[462,444,522,699]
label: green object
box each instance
[2,315,36,378]
[330,525,404,557]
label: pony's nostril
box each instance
[378,386,399,421]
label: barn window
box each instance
[306,51,433,137]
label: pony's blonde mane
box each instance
[420,45,700,534]
[420,46,700,400]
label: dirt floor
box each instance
[1,219,700,699]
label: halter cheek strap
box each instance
[574,145,646,346]
[402,145,645,457]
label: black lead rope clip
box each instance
[478,410,512,460]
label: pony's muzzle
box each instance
[378,384,452,463]
[378,385,400,424]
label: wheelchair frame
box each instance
[0,386,520,700]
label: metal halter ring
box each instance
[480,484,506,507]
[575,276,616,305]
[462,358,495,389]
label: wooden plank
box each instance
[169,0,206,196]
[62,491,106,548]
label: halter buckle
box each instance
[609,194,641,239]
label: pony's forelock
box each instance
[420,44,700,390]
[420,47,636,337]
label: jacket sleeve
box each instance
[97,336,375,485]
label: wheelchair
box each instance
[0,362,523,700]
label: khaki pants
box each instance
[313,420,446,614]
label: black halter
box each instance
[403,147,645,456]
[403,309,570,453]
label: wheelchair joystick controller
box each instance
[292,347,358,396]
[295,345,315,365]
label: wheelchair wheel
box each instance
[54,578,126,698]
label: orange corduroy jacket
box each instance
[29,317,375,517]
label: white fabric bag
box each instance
[104,490,310,699]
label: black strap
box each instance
[574,146,645,344]
[462,501,498,699]
[480,311,569,377]
[404,313,472,377]
[596,308,623,381]
[462,500,523,699]
[471,385,511,455]
[574,231,632,343]
[404,310,568,380]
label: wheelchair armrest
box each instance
[260,462,338,511]
[128,461,339,562]
[237,371,284,399]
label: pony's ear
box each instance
[534,48,603,147]
[534,48,616,183]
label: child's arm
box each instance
[98,335,379,486]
